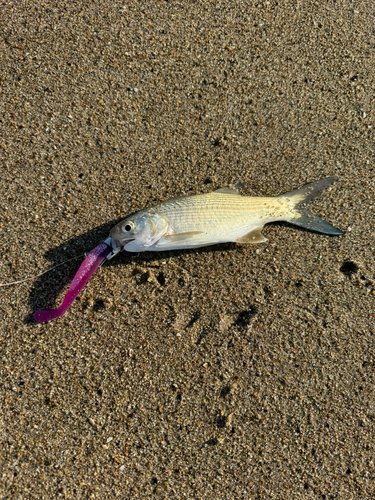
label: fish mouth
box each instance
[102,236,134,261]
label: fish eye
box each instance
[123,222,134,232]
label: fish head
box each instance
[109,212,168,251]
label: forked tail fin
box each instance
[279,177,345,235]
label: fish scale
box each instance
[156,198,281,226]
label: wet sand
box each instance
[1,1,374,498]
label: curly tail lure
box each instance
[34,242,113,322]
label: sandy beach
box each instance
[1,0,374,498]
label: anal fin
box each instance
[236,227,267,244]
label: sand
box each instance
[1,0,374,498]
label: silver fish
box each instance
[106,177,344,256]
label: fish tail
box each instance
[279,177,345,235]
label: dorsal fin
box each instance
[234,182,245,191]
[215,182,244,195]
[214,187,239,195]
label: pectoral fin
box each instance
[236,227,267,244]
[160,231,203,244]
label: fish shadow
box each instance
[25,219,238,325]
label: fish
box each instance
[33,177,344,322]
[107,177,344,256]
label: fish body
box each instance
[108,177,344,254]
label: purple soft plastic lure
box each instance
[34,243,112,323]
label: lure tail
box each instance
[279,177,345,235]
[34,242,112,323]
